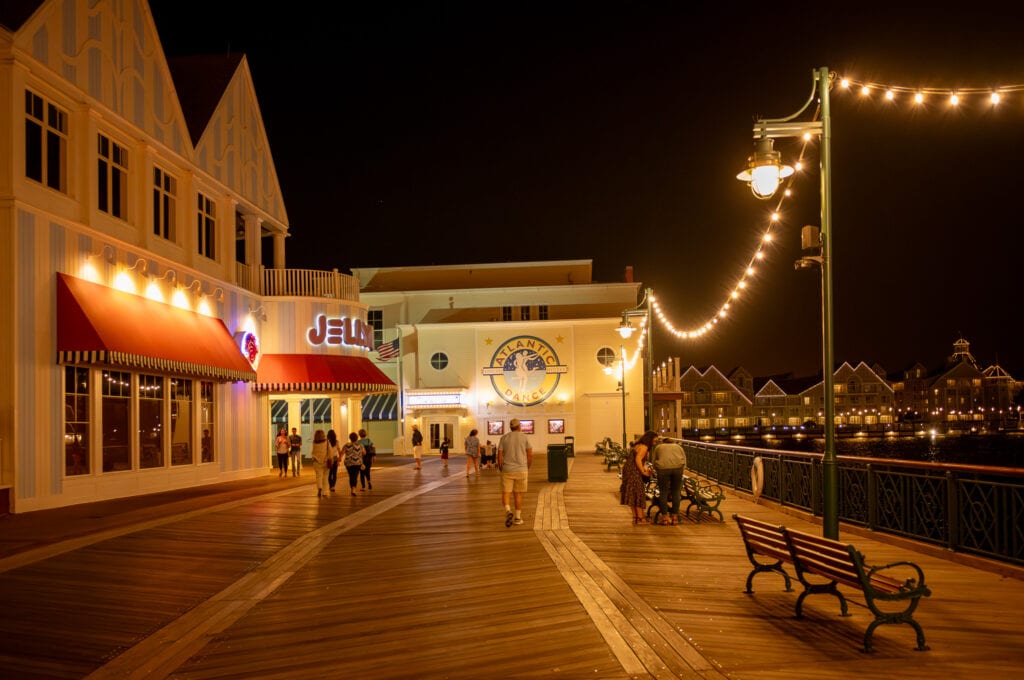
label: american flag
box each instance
[376,338,400,360]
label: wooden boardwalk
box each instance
[1,452,1022,679]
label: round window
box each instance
[597,347,616,368]
[430,352,449,370]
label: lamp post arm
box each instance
[754,68,827,127]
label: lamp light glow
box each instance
[736,136,794,199]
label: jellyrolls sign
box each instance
[482,335,567,406]
[306,314,374,350]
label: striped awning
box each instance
[56,273,256,382]
[253,354,397,393]
[361,393,398,420]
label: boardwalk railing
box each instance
[676,438,1024,567]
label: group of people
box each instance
[274,427,304,478]
[619,430,686,525]
[306,428,376,498]
[271,419,536,531]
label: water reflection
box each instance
[756,433,1024,468]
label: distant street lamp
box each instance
[619,287,654,432]
[603,346,629,448]
[738,66,839,539]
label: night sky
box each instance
[150,2,1024,379]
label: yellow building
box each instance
[0,0,393,513]
[354,261,646,454]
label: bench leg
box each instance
[744,563,793,593]
[862,604,930,653]
[795,581,849,619]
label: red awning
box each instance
[56,273,256,382]
[254,354,397,393]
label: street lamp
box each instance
[619,287,653,432]
[603,346,628,449]
[738,66,838,539]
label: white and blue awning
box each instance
[361,393,398,420]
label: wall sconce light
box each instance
[248,304,267,322]
[113,258,147,293]
[127,258,147,275]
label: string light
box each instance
[836,74,1024,109]
[650,72,1024,353]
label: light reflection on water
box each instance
[754,433,1024,468]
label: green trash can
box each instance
[564,436,575,458]
[547,444,568,482]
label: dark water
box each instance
[754,433,1024,468]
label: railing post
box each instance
[946,470,958,551]
[866,463,877,530]
[810,457,821,517]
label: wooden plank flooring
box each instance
[0,454,1022,679]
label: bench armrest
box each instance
[867,560,932,597]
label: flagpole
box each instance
[396,331,403,450]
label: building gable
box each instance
[16,0,192,158]
[193,56,288,228]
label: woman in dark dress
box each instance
[620,430,657,524]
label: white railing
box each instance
[262,268,359,301]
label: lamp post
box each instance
[603,346,629,448]
[738,66,838,539]
[619,287,653,432]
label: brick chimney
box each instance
[624,265,634,282]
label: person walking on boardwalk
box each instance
[310,429,329,498]
[498,418,533,527]
[411,424,424,470]
[342,432,366,496]
[440,438,450,468]
[651,436,686,525]
[358,428,375,490]
[464,428,481,477]
[289,427,302,477]
[326,429,342,492]
[275,427,290,478]
[621,430,656,524]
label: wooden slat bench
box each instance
[682,475,725,522]
[733,514,932,653]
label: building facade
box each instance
[0,0,393,514]
[354,262,646,455]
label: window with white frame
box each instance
[197,192,216,259]
[101,370,132,471]
[98,133,128,219]
[367,309,383,346]
[153,166,177,240]
[539,305,549,320]
[201,381,215,462]
[24,89,68,192]
[171,379,193,465]
[139,374,165,469]
[64,367,89,476]
[501,306,512,321]
[520,306,530,320]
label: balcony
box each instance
[236,264,360,302]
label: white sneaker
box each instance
[513,517,524,525]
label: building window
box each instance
[24,89,67,192]
[368,310,383,346]
[139,374,165,469]
[64,367,89,476]
[98,133,128,219]
[197,193,216,259]
[171,379,193,465]
[520,306,530,320]
[153,166,177,240]
[101,370,132,472]
[597,347,616,368]
[539,305,549,320]
[430,352,449,370]
[201,381,215,462]
[501,306,512,321]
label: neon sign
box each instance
[307,314,374,350]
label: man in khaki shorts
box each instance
[498,418,533,527]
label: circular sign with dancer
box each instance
[483,335,566,406]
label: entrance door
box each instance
[428,421,455,453]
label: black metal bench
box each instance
[682,475,725,522]
[732,514,932,653]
